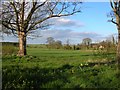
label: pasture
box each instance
[2,45,119,89]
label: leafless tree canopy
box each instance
[1,0,82,37]
[109,0,120,63]
[1,0,82,56]
[109,0,120,26]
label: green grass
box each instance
[2,47,119,89]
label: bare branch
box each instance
[10,2,20,31]
[24,1,47,31]
[27,2,81,31]
[109,0,120,27]
[34,1,47,10]
[2,22,16,31]
[110,18,119,26]
[2,1,82,38]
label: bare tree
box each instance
[82,38,92,45]
[54,40,62,49]
[112,35,115,45]
[46,37,55,44]
[109,0,120,63]
[1,0,82,56]
[82,38,92,49]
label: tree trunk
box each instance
[17,31,27,56]
[116,28,120,82]
[17,1,26,56]
[115,14,120,69]
[117,29,120,68]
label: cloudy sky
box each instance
[2,2,118,44]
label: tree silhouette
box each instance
[1,0,82,56]
[109,0,120,64]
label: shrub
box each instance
[2,44,18,55]
[2,42,18,47]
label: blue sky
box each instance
[2,2,118,44]
[66,2,117,35]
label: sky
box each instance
[2,2,118,44]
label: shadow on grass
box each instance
[87,60,117,67]
[81,52,116,57]
[2,62,119,89]
[2,54,119,89]
[2,64,73,89]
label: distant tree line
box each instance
[45,36,117,51]
[2,42,19,47]
[46,37,62,49]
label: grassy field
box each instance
[2,46,119,89]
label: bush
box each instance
[2,42,18,47]
[2,44,18,55]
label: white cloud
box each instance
[38,29,105,44]
[3,29,112,44]
[50,17,84,27]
